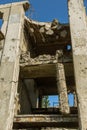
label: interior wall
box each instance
[18,79,38,114]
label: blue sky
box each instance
[0,0,87,23]
[49,94,74,107]
[28,0,68,23]
[0,0,69,23]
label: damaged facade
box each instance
[0,0,87,130]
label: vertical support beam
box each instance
[56,50,70,114]
[0,8,10,61]
[73,92,77,107]
[24,79,38,108]
[68,0,87,129]
[0,2,29,130]
[18,79,32,114]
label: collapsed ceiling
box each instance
[20,17,74,95]
[24,17,71,57]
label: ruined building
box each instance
[0,0,87,130]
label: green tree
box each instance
[42,96,50,108]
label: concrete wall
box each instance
[18,79,38,114]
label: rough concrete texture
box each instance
[18,79,38,114]
[42,128,77,130]
[0,2,29,130]
[0,8,10,61]
[56,51,70,114]
[18,79,32,114]
[0,1,81,130]
[68,0,87,129]
[13,128,77,130]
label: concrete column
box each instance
[73,92,77,107]
[56,50,70,114]
[0,8,10,61]
[68,0,87,129]
[18,79,32,114]
[0,2,29,130]
[24,79,38,108]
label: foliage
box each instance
[42,96,50,108]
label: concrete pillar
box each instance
[0,8,10,61]
[24,79,38,108]
[68,0,87,129]
[18,79,32,114]
[73,92,77,107]
[56,50,70,114]
[0,2,29,130]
